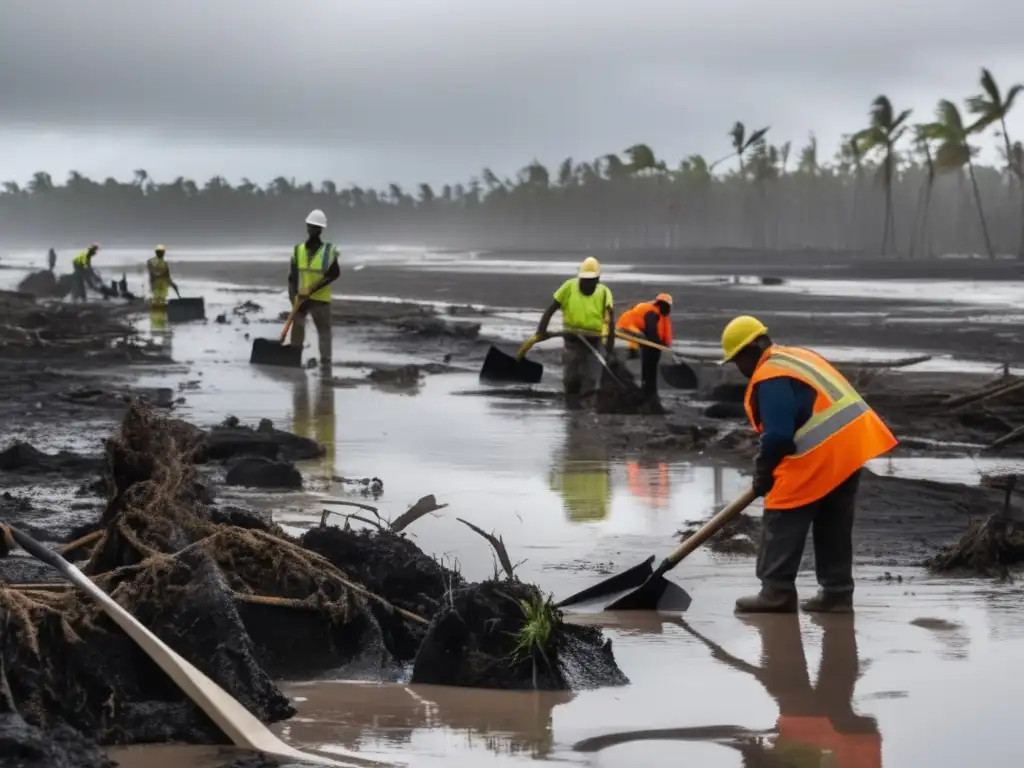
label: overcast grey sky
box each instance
[2,0,1022,189]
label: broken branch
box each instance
[391,494,448,533]
[457,517,516,579]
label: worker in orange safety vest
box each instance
[616,293,672,399]
[719,315,897,614]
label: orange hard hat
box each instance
[655,293,673,305]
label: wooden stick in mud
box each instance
[983,424,1024,452]
[457,518,515,578]
[58,529,103,556]
[231,591,428,626]
[944,378,1022,408]
[391,494,448,533]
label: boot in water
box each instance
[734,587,798,614]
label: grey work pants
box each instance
[563,335,603,409]
[756,469,861,595]
[290,300,333,365]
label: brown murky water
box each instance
[9,275,1023,767]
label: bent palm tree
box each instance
[909,125,937,259]
[711,122,770,175]
[856,96,912,256]
[922,99,995,258]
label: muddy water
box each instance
[8,264,1024,766]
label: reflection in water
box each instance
[148,307,173,356]
[625,459,671,510]
[293,377,338,486]
[573,615,881,767]
[548,415,610,522]
[280,681,572,760]
[683,615,882,767]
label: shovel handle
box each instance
[662,487,758,571]
[280,300,303,343]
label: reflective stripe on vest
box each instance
[294,241,335,301]
[744,345,898,509]
[761,351,869,456]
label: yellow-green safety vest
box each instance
[147,257,170,282]
[293,241,337,302]
[73,252,90,269]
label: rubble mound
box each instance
[301,526,462,659]
[925,514,1024,576]
[0,713,114,768]
[411,580,628,690]
[597,357,665,415]
[0,442,102,475]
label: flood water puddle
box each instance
[9,274,1024,767]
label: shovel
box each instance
[616,330,700,390]
[166,297,206,323]
[0,524,346,767]
[250,302,303,368]
[557,488,757,612]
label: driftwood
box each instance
[391,494,448,533]
[945,378,1024,409]
[319,494,447,533]
[984,424,1024,452]
[58,529,104,556]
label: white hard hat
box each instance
[305,209,327,228]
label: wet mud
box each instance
[0,401,627,759]
[411,580,629,691]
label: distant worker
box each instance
[535,257,615,409]
[147,245,180,308]
[720,315,897,614]
[288,209,340,372]
[47,248,57,272]
[71,244,102,302]
[617,293,672,399]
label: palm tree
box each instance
[796,134,819,175]
[967,69,1023,257]
[856,96,912,255]
[909,125,937,258]
[715,122,770,175]
[967,68,1022,177]
[922,99,995,258]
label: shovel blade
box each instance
[555,556,654,608]
[167,297,206,323]
[604,575,692,612]
[250,338,303,368]
[661,362,699,390]
[479,346,543,384]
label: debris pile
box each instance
[0,402,627,754]
[0,290,151,362]
[679,512,762,555]
[411,580,628,690]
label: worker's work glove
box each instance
[752,470,775,498]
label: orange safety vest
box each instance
[778,716,882,768]
[744,346,897,509]
[617,302,672,347]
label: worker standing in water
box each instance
[289,209,340,372]
[535,257,614,409]
[617,293,672,400]
[720,315,897,614]
[71,244,102,301]
[147,245,180,309]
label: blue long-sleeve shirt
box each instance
[753,377,816,473]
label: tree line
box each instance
[1,68,1021,257]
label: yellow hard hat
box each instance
[578,256,601,278]
[655,293,673,306]
[155,244,166,253]
[720,315,768,363]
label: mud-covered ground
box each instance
[168,252,1024,363]
[5,262,1024,766]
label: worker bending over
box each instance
[147,245,180,308]
[71,244,102,302]
[617,293,672,399]
[288,209,340,372]
[536,257,614,409]
[720,315,897,614]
